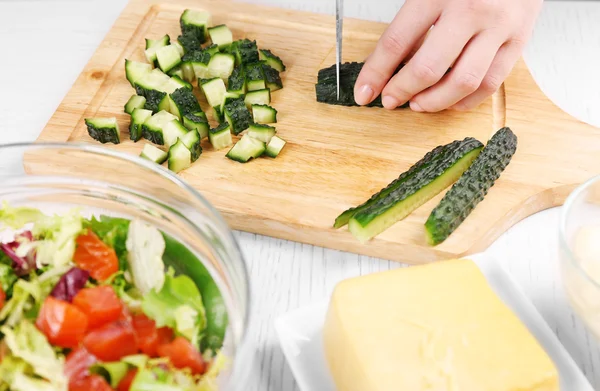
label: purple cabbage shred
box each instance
[0,231,36,276]
[50,267,90,302]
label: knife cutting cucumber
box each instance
[344,138,484,243]
[425,127,518,245]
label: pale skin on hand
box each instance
[354,0,544,112]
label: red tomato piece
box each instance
[0,287,5,310]
[36,296,88,349]
[73,286,123,329]
[157,337,206,375]
[117,369,137,391]
[83,320,138,362]
[69,374,113,391]
[64,347,97,381]
[73,230,119,281]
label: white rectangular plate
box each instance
[274,252,594,391]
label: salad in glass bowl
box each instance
[0,203,228,391]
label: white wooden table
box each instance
[2,1,600,389]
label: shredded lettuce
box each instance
[111,272,143,311]
[0,202,43,229]
[90,361,129,388]
[142,271,206,346]
[126,219,166,296]
[30,208,83,268]
[0,263,17,295]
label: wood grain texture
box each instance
[30,0,600,266]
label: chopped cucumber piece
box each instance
[145,34,171,66]
[222,91,241,109]
[259,49,286,72]
[168,138,192,173]
[135,69,170,112]
[208,53,235,80]
[156,45,182,73]
[125,60,152,87]
[208,24,233,49]
[178,33,201,53]
[183,112,209,139]
[263,64,283,92]
[129,108,153,142]
[223,97,252,135]
[180,63,195,83]
[167,75,193,92]
[227,39,259,66]
[181,129,202,162]
[244,89,271,107]
[142,110,178,145]
[205,44,220,56]
[264,135,286,158]
[173,41,185,57]
[180,9,211,43]
[247,123,276,143]
[226,134,266,163]
[124,95,147,115]
[212,106,225,123]
[252,104,277,124]
[200,77,226,107]
[162,119,189,149]
[183,50,211,80]
[245,62,266,91]
[209,123,233,150]
[170,87,201,118]
[140,144,168,164]
[228,66,246,95]
[85,118,120,144]
[168,66,184,79]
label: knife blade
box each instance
[335,0,343,100]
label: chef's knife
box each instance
[335,0,343,100]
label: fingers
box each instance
[353,0,440,106]
[410,31,505,112]
[380,15,476,110]
[451,38,525,111]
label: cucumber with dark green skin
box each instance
[263,64,283,92]
[259,49,286,72]
[170,87,201,116]
[316,62,408,108]
[85,118,121,144]
[228,66,246,95]
[425,127,518,245]
[347,138,484,243]
[227,39,259,66]
[177,33,201,53]
[224,97,252,135]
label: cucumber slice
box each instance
[168,139,192,173]
[125,60,152,87]
[181,129,202,162]
[208,53,235,80]
[129,108,153,142]
[223,97,252,135]
[226,134,266,163]
[124,95,147,115]
[140,144,168,164]
[228,66,246,95]
[180,9,211,43]
[264,135,286,158]
[425,128,518,245]
[142,110,178,145]
[182,112,209,139]
[85,118,120,144]
[208,123,233,150]
[247,123,276,143]
[207,24,233,49]
[162,119,189,149]
[244,89,271,107]
[345,138,484,243]
[178,33,201,54]
[200,77,226,107]
[156,45,182,73]
[145,34,171,66]
[259,49,286,72]
[245,62,266,91]
[263,64,283,92]
[170,87,201,117]
[252,104,277,124]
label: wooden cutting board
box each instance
[29,0,600,264]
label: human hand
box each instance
[353,0,543,112]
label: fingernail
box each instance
[410,101,424,112]
[382,95,400,110]
[355,85,374,105]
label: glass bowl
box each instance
[0,142,253,390]
[559,175,600,340]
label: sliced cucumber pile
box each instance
[85,8,289,172]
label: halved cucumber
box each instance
[345,138,484,243]
[142,110,178,145]
[124,95,147,115]
[181,129,202,162]
[244,89,271,108]
[208,53,235,80]
[180,9,211,43]
[125,60,152,87]
[145,34,171,66]
[156,45,182,73]
[247,123,276,143]
[252,104,277,124]
[209,123,233,150]
[182,112,209,139]
[264,135,286,158]
[168,138,192,173]
[140,144,168,164]
[162,119,189,149]
[226,134,266,163]
[208,24,233,49]
[129,108,153,142]
[200,77,227,107]
[85,118,120,144]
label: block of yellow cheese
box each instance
[323,258,559,391]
